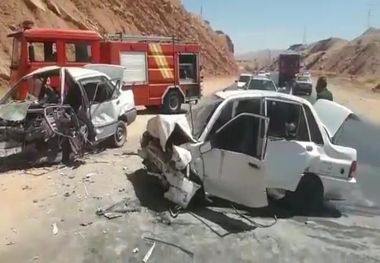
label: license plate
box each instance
[0,147,23,157]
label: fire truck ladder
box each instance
[104,33,179,43]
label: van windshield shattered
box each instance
[186,94,223,139]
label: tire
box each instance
[162,90,182,114]
[287,173,324,214]
[110,121,127,148]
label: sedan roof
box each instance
[23,66,107,81]
[215,89,308,104]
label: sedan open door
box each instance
[199,113,269,208]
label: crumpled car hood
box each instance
[0,102,33,122]
[146,114,196,151]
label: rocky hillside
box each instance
[239,28,380,80]
[0,0,238,88]
[300,29,380,78]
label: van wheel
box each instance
[162,90,182,114]
[110,121,127,148]
[287,173,324,214]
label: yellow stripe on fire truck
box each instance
[149,44,174,79]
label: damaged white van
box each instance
[0,65,136,162]
[139,90,358,211]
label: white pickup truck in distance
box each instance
[139,90,357,211]
[237,73,253,88]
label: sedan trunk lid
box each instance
[313,99,354,139]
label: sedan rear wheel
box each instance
[286,173,324,214]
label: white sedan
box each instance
[140,90,357,211]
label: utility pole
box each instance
[303,26,307,46]
[200,0,203,18]
[367,0,373,29]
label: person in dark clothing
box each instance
[316,76,333,101]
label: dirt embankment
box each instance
[238,28,380,85]
[301,29,380,81]
[0,0,238,88]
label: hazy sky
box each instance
[182,0,380,53]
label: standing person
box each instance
[315,76,333,101]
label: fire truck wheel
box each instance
[110,121,127,148]
[162,90,182,114]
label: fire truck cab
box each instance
[7,25,202,113]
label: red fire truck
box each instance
[7,24,202,113]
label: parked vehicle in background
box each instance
[7,23,202,113]
[139,90,357,211]
[237,73,253,88]
[0,65,135,162]
[243,76,278,92]
[294,73,313,95]
[256,71,271,79]
[278,53,301,88]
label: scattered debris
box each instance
[103,213,123,220]
[32,199,38,203]
[64,192,70,198]
[68,175,75,179]
[32,256,39,261]
[83,183,89,197]
[142,242,156,263]
[118,188,125,193]
[52,223,58,235]
[25,167,57,177]
[22,185,32,190]
[132,247,139,254]
[85,173,96,178]
[79,222,93,227]
[96,198,141,220]
[6,241,16,246]
[122,151,139,156]
[155,212,172,226]
[143,236,194,258]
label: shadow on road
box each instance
[0,143,111,173]
[127,169,344,237]
[137,107,187,116]
[127,169,172,213]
